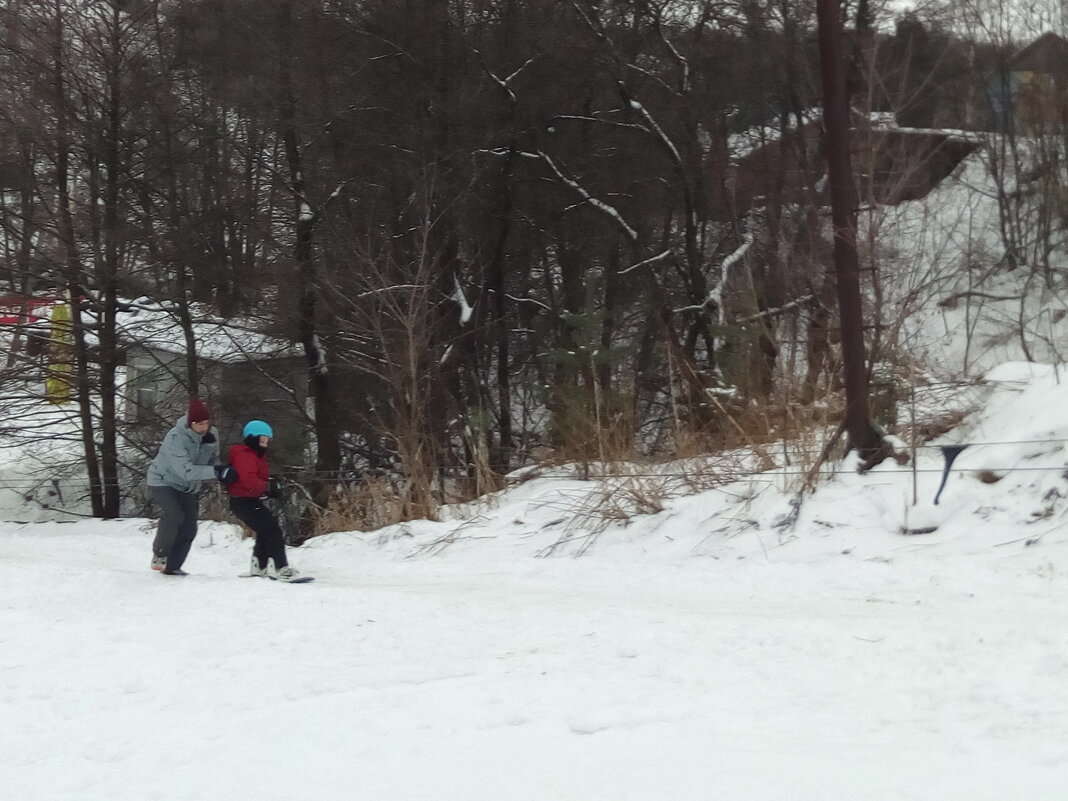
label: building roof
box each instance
[0,295,301,363]
[727,108,822,164]
[112,299,301,364]
[1009,32,1068,76]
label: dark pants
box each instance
[150,485,200,572]
[229,497,288,570]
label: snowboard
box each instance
[238,572,315,583]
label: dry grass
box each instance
[534,455,748,557]
[310,476,434,535]
[302,366,961,545]
[899,408,973,447]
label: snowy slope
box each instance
[5,139,1068,799]
[352,361,1068,566]
[874,146,1068,379]
[3,513,1068,801]
[5,361,1068,801]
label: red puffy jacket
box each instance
[226,444,269,498]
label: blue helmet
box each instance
[243,419,273,439]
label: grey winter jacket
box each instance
[146,415,220,493]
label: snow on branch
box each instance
[440,342,455,367]
[295,181,347,226]
[453,275,474,327]
[503,293,552,312]
[326,182,346,203]
[706,232,754,324]
[475,51,538,103]
[734,295,816,324]
[475,148,542,160]
[619,250,673,276]
[308,333,328,375]
[624,62,675,94]
[535,150,638,243]
[550,114,648,131]
[570,1,606,43]
[627,97,682,165]
[352,284,426,300]
[504,56,538,88]
[675,232,755,320]
[657,28,690,94]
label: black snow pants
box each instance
[228,497,288,570]
[150,485,200,572]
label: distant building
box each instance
[117,301,308,460]
[987,32,1068,133]
[726,109,979,210]
[0,295,310,460]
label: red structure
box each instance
[0,295,58,325]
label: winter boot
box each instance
[151,555,166,571]
[161,568,188,576]
[247,556,268,578]
[269,562,302,583]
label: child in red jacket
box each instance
[226,420,305,582]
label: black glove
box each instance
[201,432,216,444]
[214,464,238,485]
[266,477,282,498]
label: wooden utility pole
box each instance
[816,0,881,459]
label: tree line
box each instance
[0,0,1044,523]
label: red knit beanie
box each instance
[188,398,211,424]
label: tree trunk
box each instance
[277,0,340,526]
[5,144,37,370]
[51,0,103,516]
[488,147,517,467]
[816,0,881,458]
[157,93,200,393]
[98,2,123,517]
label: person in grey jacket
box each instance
[147,398,237,575]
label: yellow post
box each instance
[45,301,73,404]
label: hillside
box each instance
[5,141,1068,799]
[5,358,1068,800]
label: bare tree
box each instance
[817,0,882,457]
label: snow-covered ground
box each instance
[3,509,1068,801]
[5,360,1068,800]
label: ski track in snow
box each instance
[3,518,1068,800]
